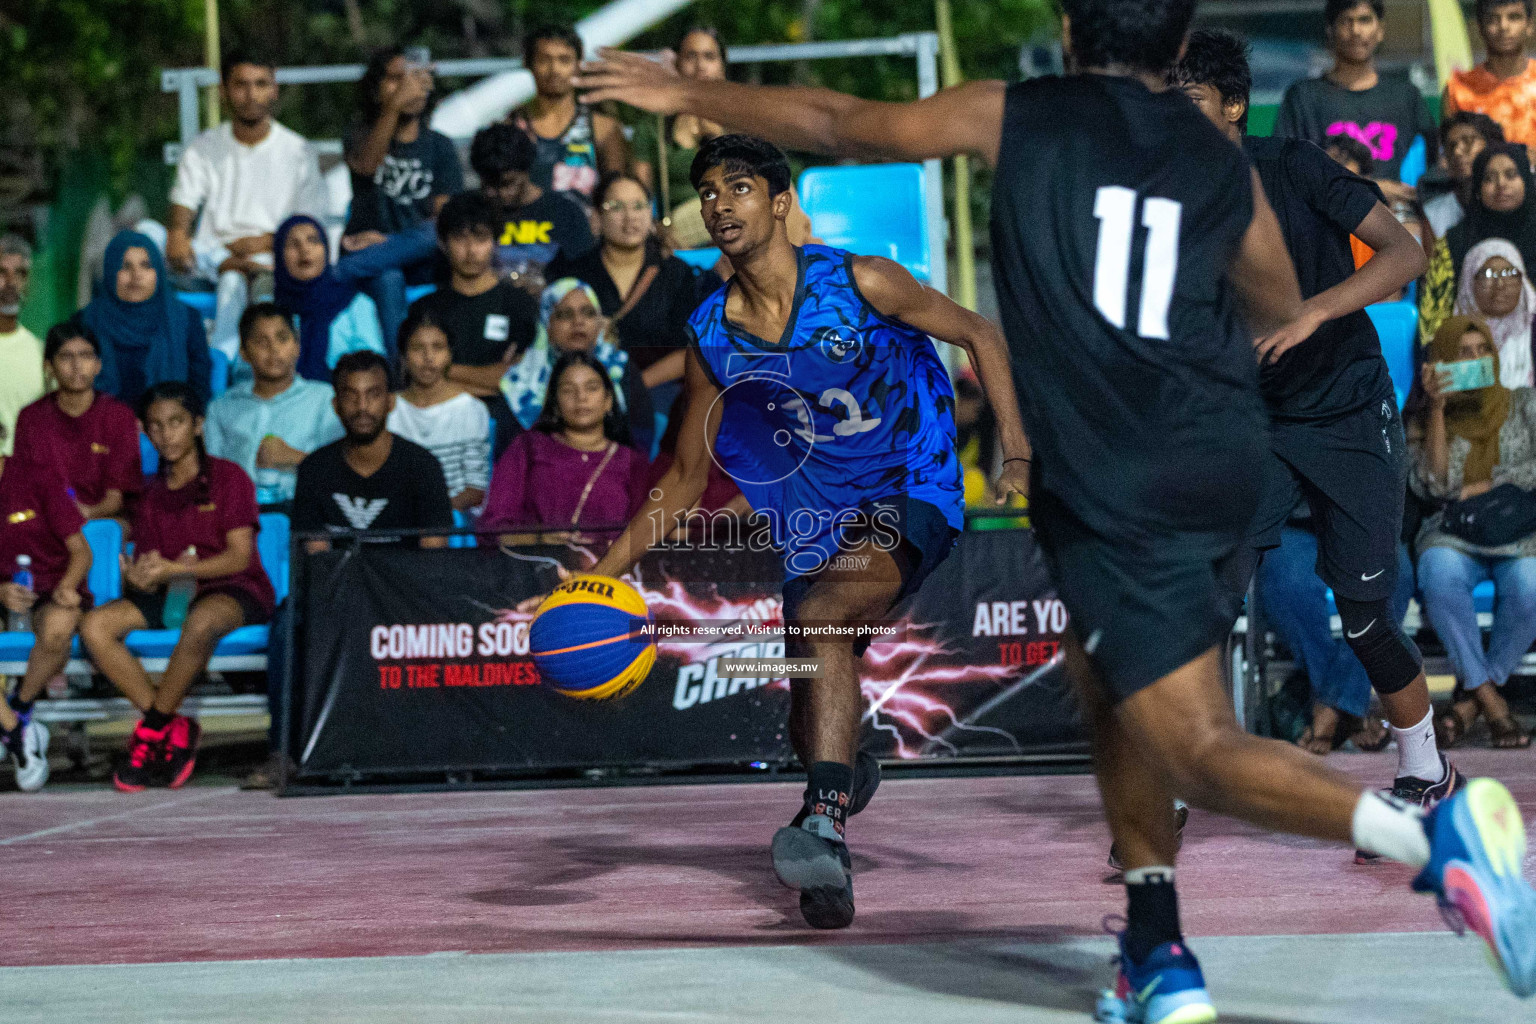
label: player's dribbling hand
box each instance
[996,458,1030,505]
[576,48,688,113]
[514,563,573,614]
[1254,302,1328,365]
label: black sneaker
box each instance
[1107,802,1189,877]
[1356,753,1465,864]
[771,813,855,929]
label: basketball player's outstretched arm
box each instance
[849,255,1032,502]
[577,49,1006,166]
[1226,169,1305,338]
[1253,201,1428,364]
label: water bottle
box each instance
[162,547,198,630]
[9,555,33,633]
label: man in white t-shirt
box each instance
[0,235,45,458]
[164,50,328,358]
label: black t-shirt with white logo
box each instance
[409,281,539,367]
[292,436,454,545]
[344,125,465,236]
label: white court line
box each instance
[0,789,226,847]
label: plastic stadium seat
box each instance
[405,283,437,304]
[673,248,722,271]
[258,512,290,603]
[140,432,158,475]
[449,509,475,549]
[797,164,931,283]
[1400,136,1427,190]
[209,349,230,398]
[1324,579,1496,619]
[1365,301,1418,409]
[176,291,217,320]
[82,519,123,603]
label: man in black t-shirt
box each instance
[1173,29,1459,843]
[469,123,595,294]
[579,0,1536,1011]
[407,192,538,456]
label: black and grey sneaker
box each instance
[1356,753,1465,864]
[1106,802,1190,878]
[772,813,855,929]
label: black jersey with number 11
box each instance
[990,75,1268,545]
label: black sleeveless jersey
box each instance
[990,75,1269,543]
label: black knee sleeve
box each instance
[1334,595,1422,696]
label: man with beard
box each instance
[0,235,43,458]
[165,49,328,359]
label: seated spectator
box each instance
[1425,112,1506,239]
[1453,238,1535,387]
[0,235,47,458]
[483,350,650,545]
[205,303,343,511]
[273,214,384,382]
[1410,316,1536,749]
[407,192,538,455]
[247,350,454,790]
[1443,0,1536,152]
[76,229,211,408]
[1274,0,1436,196]
[161,50,327,359]
[339,47,463,349]
[386,307,490,512]
[1419,142,1536,344]
[81,382,275,792]
[470,123,595,294]
[15,323,141,522]
[548,173,722,424]
[0,425,92,792]
[499,278,653,455]
[508,25,629,204]
[1259,508,1413,754]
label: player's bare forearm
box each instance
[1308,203,1427,323]
[577,50,1004,165]
[59,534,92,595]
[588,464,709,580]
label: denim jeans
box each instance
[1417,546,1536,688]
[334,223,438,357]
[1258,526,1415,717]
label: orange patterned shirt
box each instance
[1444,58,1536,151]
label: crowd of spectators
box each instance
[11,3,1536,791]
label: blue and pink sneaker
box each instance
[1414,777,1536,997]
[1095,932,1217,1024]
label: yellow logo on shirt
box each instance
[500,220,554,245]
[6,510,36,525]
[90,442,110,454]
[198,503,217,513]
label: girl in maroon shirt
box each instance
[14,323,142,524]
[80,382,274,792]
[0,422,92,791]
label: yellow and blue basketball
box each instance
[529,574,656,700]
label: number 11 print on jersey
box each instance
[1091,186,1183,340]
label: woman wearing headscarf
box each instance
[272,215,385,383]
[1420,141,1536,345]
[76,229,211,408]
[1453,237,1536,389]
[499,277,652,454]
[1410,315,1536,749]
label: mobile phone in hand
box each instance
[1435,355,1497,393]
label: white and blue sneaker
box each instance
[1413,777,1536,997]
[1096,931,1217,1024]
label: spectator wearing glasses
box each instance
[339,47,464,349]
[1425,113,1507,239]
[1454,239,1536,388]
[15,323,141,523]
[162,50,328,359]
[547,172,722,424]
[0,235,45,459]
[470,123,595,295]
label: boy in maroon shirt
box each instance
[80,381,274,792]
[15,323,141,522]
[0,423,92,792]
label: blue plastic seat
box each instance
[82,519,123,602]
[176,291,217,320]
[405,283,437,304]
[1324,579,1496,618]
[1365,301,1418,410]
[797,164,931,283]
[140,432,158,475]
[209,349,230,398]
[1400,136,1427,190]
[673,248,722,271]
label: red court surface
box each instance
[1,748,1532,969]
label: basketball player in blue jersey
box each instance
[577,0,1536,1018]
[565,133,1034,930]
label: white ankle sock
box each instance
[1351,790,1430,868]
[1390,709,1443,783]
[1123,866,1175,885]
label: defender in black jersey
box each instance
[579,0,1536,1013]
[1171,29,1463,846]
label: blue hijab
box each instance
[79,230,191,402]
[274,215,362,381]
